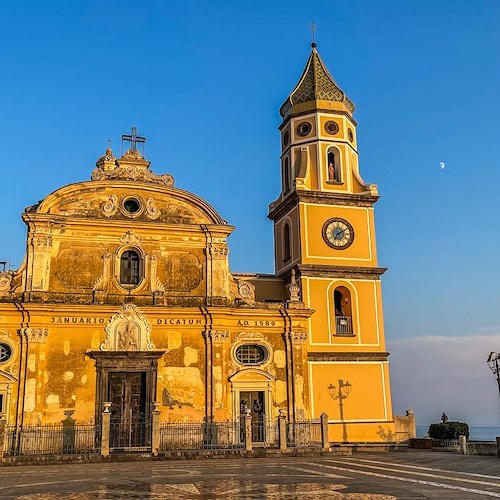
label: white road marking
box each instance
[283,465,347,479]
[324,459,500,488]
[345,457,500,481]
[301,461,500,498]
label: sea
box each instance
[416,426,500,441]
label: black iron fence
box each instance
[159,421,244,451]
[3,424,100,456]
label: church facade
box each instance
[0,45,395,443]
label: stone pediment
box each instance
[100,303,154,352]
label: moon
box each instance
[440,162,445,170]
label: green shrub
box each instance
[428,421,469,439]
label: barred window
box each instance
[235,344,267,365]
[0,343,12,363]
[120,250,142,286]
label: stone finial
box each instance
[288,269,301,302]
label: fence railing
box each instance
[3,424,100,456]
[0,411,330,460]
[287,419,322,448]
[159,421,244,451]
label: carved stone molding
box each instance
[211,330,230,344]
[149,255,166,294]
[100,303,154,352]
[0,272,13,292]
[21,328,49,343]
[289,331,308,345]
[93,251,111,293]
[120,230,142,246]
[237,280,255,301]
[102,195,118,217]
[146,198,161,220]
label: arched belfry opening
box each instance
[327,148,342,183]
[334,286,353,335]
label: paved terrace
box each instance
[0,450,499,498]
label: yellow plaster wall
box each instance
[303,277,384,349]
[300,204,377,266]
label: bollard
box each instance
[320,412,329,450]
[244,410,252,452]
[278,411,287,452]
[0,415,6,463]
[152,402,161,457]
[496,437,500,458]
[101,402,111,458]
[459,435,467,455]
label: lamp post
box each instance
[328,380,352,442]
[487,352,500,403]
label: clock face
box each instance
[322,218,354,249]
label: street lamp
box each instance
[487,352,500,402]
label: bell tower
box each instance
[269,43,395,442]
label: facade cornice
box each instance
[296,264,387,280]
[268,189,379,222]
[308,351,389,362]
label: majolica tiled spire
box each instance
[279,43,355,117]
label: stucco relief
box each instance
[102,195,118,217]
[93,251,111,293]
[100,303,154,352]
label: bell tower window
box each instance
[283,223,291,262]
[334,286,353,335]
[120,250,142,286]
[283,157,290,193]
[327,148,342,183]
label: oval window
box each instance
[123,197,141,214]
[0,343,12,363]
[235,344,268,365]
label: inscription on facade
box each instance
[51,317,106,324]
[237,320,276,327]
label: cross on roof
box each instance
[121,127,146,151]
[307,21,319,44]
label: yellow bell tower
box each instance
[269,43,395,442]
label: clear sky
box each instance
[1,0,499,427]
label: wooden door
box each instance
[108,372,147,449]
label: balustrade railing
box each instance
[335,316,353,335]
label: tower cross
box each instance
[307,22,319,44]
[121,127,146,151]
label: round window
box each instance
[123,197,141,214]
[235,344,268,365]
[0,343,12,364]
[324,120,339,135]
[296,122,312,137]
[348,128,354,142]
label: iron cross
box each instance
[307,22,319,43]
[121,127,146,150]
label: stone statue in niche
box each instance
[99,303,154,352]
[118,321,139,351]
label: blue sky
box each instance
[1,1,500,425]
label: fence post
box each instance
[0,415,6,462]
[62,410,76,454]
[459,435,467,455]
[101,402,111,458]
[151,402,161,457]
[244,409,252,452]
[320,412,329,450]
[278,410,287,452]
